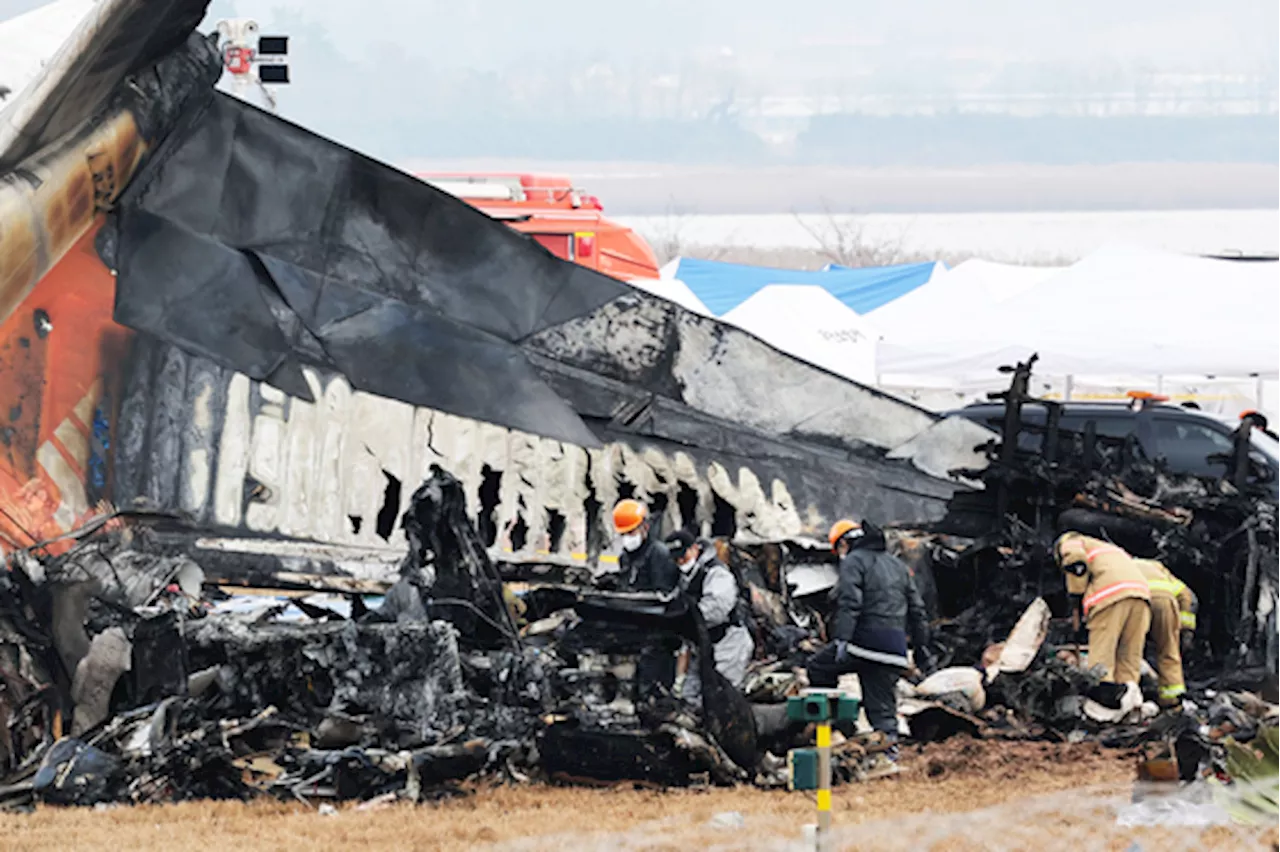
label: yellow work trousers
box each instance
[1147,597,1185,702]
[1087,597,1151,683]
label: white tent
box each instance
[879,246,1278,377]
[876,246,1280,419]
[869,258,1062,345]
[722,285,879,384]
[627,276,712,316]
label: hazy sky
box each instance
[2,0,1275,73]
[211,0,1277,70]
[3,0,1277,173]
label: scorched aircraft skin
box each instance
[0,2,970,570]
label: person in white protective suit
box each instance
[664,531,754,705]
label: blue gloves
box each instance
[835,640,849,663]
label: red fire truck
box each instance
[417,172,660,281]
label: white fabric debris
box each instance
[988,597,1053,683]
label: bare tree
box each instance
[792,202,908,268]
[682,241,732,262]
[646,200,732,266]
[647,200,690,266]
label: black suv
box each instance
[950,400,1279,494]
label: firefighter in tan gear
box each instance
[1134,558,1198,706]
[1054,532,1151,716]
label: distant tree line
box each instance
[796,114,1279,166]
[356,113,1278,166]
[215,6,1279,168]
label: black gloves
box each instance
[914,646,938,677]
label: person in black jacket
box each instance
[806,519,932,743]
[612,499,680,594]
[611,499,680,699]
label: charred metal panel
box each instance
[111,336,954,569]
[1,34,221,329]
[0,0,213,168]
[526,295,937,452]
[5,24,961,563]
[0,112,144,329]
[0,309,48,480]
[102,93,615,447]
[102,88,939,457]
[0,225,128,553]
[0,29,219,553]
[179,354,226,524]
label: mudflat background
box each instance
[403,161,1280,216]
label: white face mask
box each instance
[621,532,645,552]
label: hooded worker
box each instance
[1134,557,1198,706]
[806,519,931,746]
[611,499,680,699]
[1241,410,1277,441]
[665,531,754,704]
[1054,532,1151,716]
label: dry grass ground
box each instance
[1,742,1275,851]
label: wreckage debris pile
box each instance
[742,360,1278,780]
[876,359,1277,796]
[3,360,1279,808]
[0,474,516,808]
[0,467,757,807]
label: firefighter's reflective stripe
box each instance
[1180,611,1197,630]
[1061,543,1125,574]
[1159,683,1186,700]
[1083,581,1150,615]
[1147,578,1185,597]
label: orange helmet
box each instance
[828,519,862,550]
[612,499,648,534]
[1241,410,1270,429]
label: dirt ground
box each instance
[1,741,1275,852]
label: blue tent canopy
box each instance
[668,257,941,316]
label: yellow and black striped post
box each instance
[816,720,833,848]
[787,689,859,851]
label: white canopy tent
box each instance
[722,285,880,384]
[875,246,1280,420]
[868,258,1062,344]
[626,276,713,316]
